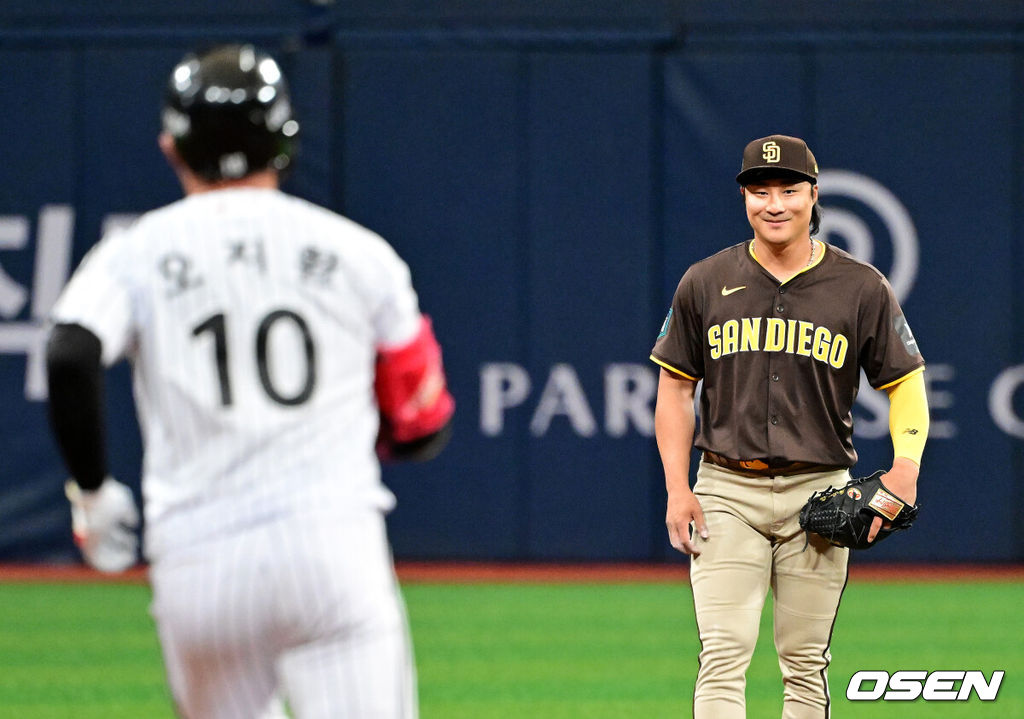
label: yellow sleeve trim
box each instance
[886,370,929,465]
[649,355,700,381]
[876,365,926,391]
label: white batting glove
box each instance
[65,478,140,573]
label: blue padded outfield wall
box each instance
[2,1,1023,563]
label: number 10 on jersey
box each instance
[192,309,317,408]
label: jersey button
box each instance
[779,287,786,294]
[776,304,785,313]
[770,415,779,425]
[771,373,780,382]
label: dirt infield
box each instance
[397,561,1024,583]
[1,561,1023,584]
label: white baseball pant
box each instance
[149,511,417,719]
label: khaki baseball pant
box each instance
[689,462,850,719]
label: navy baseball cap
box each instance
[736,134,818,185]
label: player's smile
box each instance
[743,178,816,247]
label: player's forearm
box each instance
[886,370,929,466]
[45,323,108,490]
[654,370,697,494]
[882,373,927,504]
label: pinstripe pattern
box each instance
[56,187,421,717]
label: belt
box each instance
[702,451,846,478]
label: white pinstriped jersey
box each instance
[51,188,422,560]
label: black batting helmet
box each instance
[162,44,299,182]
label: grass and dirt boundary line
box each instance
[1,561,1022,584]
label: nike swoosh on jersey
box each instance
[721,285,747,296]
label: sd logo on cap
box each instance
[737,134,818,185]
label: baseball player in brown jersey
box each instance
[650,135,929,718]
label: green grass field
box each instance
[0,577,1020,718]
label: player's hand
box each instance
[666,488,708,556]
[65,478,140,573]
[867,458,919,543]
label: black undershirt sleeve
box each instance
[388,419,453,462]
[45,323,107,491]
[378,415,454,463]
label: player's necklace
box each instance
[806,238,816,267]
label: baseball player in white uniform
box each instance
[45,44,454,719]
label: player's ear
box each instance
[158,132,183,169]
[811,184,818,202]
[159,132,203,194]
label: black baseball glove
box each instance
[798,470,919,549]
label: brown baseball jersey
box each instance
[651,240,924,467]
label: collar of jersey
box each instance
[747,239,826,285]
